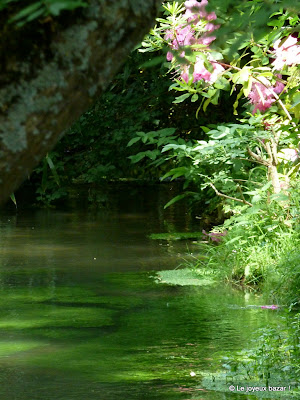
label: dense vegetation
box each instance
[26,0,299,303]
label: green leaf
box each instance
[270,193,290,202]
[157,128,176,136]
[139,55,166,68]
[267,19,284,27]
[162,143,187,152]
[203,97,211,112]
[129,153,146,163]
[145,150,159,160]
[291,92,300,108]
[24,7,45,22]
[225,236,243,245]
[210,128,230,139]
[10,193,17,208]
[161,167,188,181]
[243,76,253,98]
[209,51,223,61]
[204,60,214,73]
[210,90,220,105]
[214,77,230,91]
[201,126,211,133]
[173,93,191,104]
[191,94,199,102]
[41,158,48,192]
[232,67,251,85]
[9,1,43,23]
[233,90,244,115]
[157,136,175,147]
[164,193,188,209]
[46,154,60,186]
[47,0,87,15]
[127,137,141,147]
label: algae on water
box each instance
[149,232,204,240]
[155,268,218,286]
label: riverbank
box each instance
[1,188,287,400]
[153,230,300,399]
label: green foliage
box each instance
[29,51,175,204]
[129,114,299,212]
[31,47,235,205]
[127,128,178,164]
[55,52,178,183]
[141,1,300,113]
[130,0,300,210]
[215,314,300,395]
[123,1,300,308]
[193,210,300,300]
[33,152,67,206]
[0,0,87,26]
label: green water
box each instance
[0,185,283,399]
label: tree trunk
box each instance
[0,0,161,205]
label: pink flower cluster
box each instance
[248,76,285,113]
[165,25,196,61]
[181,58,224,84]
[273,36,300,70]
[250,35,300,113]
[184,0,217,22]
[165,0,224,84]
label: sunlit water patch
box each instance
[0,185,284,399]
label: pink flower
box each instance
[165,26,196,49]
[205,22,219,33]
[248,77,285,113]
[197,35,216,45]
[248,85,275,113]
[193,58,213,81]
[181,65,190,82]
[273,36,300,70]
[166,0,222,83]
[184,0,206,20]
[166,51,174,61]
[278,148,299,162]
[273,79,285,94]
[184,0,216,22]
[182,57,224,83]
[183,0,218,44]
[165,25,196,61]
[208,61,225,83]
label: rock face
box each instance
[0,0,161,205]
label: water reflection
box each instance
[0,185,281,400]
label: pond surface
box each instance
[0,184,283,400]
